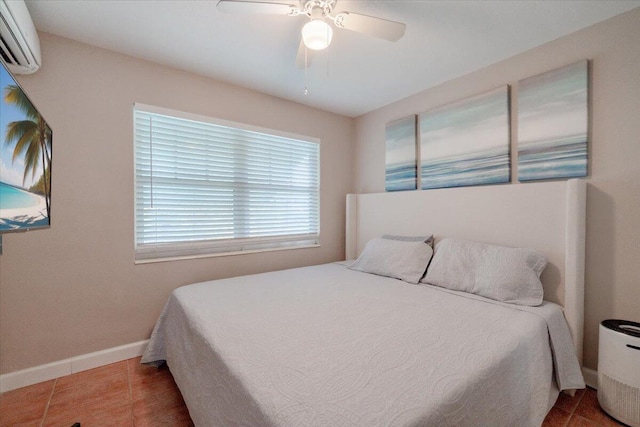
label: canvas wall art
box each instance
[419,86,510,190]
[0,61,52,232]
[517,60,588,181]
[385,115,417,191]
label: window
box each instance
[133,104,320,262]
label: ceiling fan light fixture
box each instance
[302,18,333,50]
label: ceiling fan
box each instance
[217,0,406,68]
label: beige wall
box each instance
[354,9,640,370]
[0,33,354,374]
[2,9,638,376]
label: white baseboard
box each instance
[0,340,149,393]
[582,366,598,389]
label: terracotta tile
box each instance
[54,361,128,393]
[128,358,172,384]
[42,398,134,427]
[543,406,572,427]
[567,414,598,427]
[43,361,133,427]
[130,359,178,397]
[554,388,586,413]
[133,403,193,427]
[23,357,632,427]
[0,380,55,427]
[573,387,625,426]
[128,358,192,425]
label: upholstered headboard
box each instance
[345,179,586,364]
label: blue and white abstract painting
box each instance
[385,116,417,191]
[518,60,588,181]
[419,86,510,190]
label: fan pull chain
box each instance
[304,46,309,95]
[326,41,330,79]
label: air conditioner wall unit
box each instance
[0,0,40,74]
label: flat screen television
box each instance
[0,59,51,233]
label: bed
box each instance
[142,179,587,426]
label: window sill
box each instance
[134,243,321,264]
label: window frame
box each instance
[133,103,321,264]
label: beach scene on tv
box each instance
[0,63,51,232]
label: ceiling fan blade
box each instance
[334,12,406,42]
[217,0,296,15]
[295,39,312,69]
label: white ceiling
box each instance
[25,0,639,117]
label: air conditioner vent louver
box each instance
[0,33,17,63]
[0,0,41,74]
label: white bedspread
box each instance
[142,263,584,427]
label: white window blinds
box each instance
[134,104,320,262]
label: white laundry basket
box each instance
[598,319,640,427]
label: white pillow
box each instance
[349,238,434,284]
[381,234,434,247]
[422,238,546,306]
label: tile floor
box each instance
[542,387,626,427]
[0,357,625,427]
[0,357,192,426]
